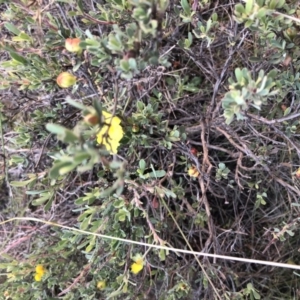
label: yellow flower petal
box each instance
[96,111,124,154]
[102,111,121,125]
[101,110,111,119]
[35,264,46,275]
[108,123,124,141]
[131,262,143,274]
[34,273,42,282]
[97,125,118,154]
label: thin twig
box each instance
[247,111,300,125]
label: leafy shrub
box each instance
[1,0,300,299]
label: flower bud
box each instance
[56,72,76,88]
[65,38,82,53]
[132,124,140,133]
[84,113,99,126]
[190,147,198,156]
[97,281,106,290]
[188,166,200,178]
[295,168,300,179]
[284,27,297,41]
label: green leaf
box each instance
[113,199,124,208]
[257,7,268,18]
[99,186,116,198]
[234,68,243,82]
[31,191,53,206]
[12,33,31,42]
[116,210,126,222]
[10,178,36,187]
[77,162,96,173]
[116,208,130,222]
[49,161,73,179]
[137,101,145,110]
[116,184,124,196]
[245,0,254,14]
[269,0,278,9]
[260,199,266,205]
[108,35,123,52]
[109,160,123,169]
[188,31,193,43]
[159,249,166,261]
[145,169,166,179]
[206,19,212,32]
[62,129,80,143]
[235,3,245,15]
[107,290,123,299]
[93,99,102,118]
[9,51,28,65]
[218,163,225,170]
[283,107,291,116]
[85,238,96,253]
[81,215,94,230]
[46,123,79,143]
[26,190,44,195]
[77,0,84,13]
[139,159,146,171]
[65,96,87,110]
[181,0,191,15]
[286,230,295,236]
[211,12,218,22]
[44,197,54,211]
[4,22,21,35]
[244,20,253,28]
[128,58,137,70]
[74,152,90,163]
[59,163,77,175]
[120,59,130,72]
[155,186,176,198]
[252,290,261,300]
[46,123,66,135]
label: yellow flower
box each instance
[34,264,46,281]
[131,255,144,274]
[96,111,124,154]
[34,273,43,282]
[131,262,143,274]
[35,264,46,275]
[97,280,106,290]
[56,72,77,88]
[187,165,200,178]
